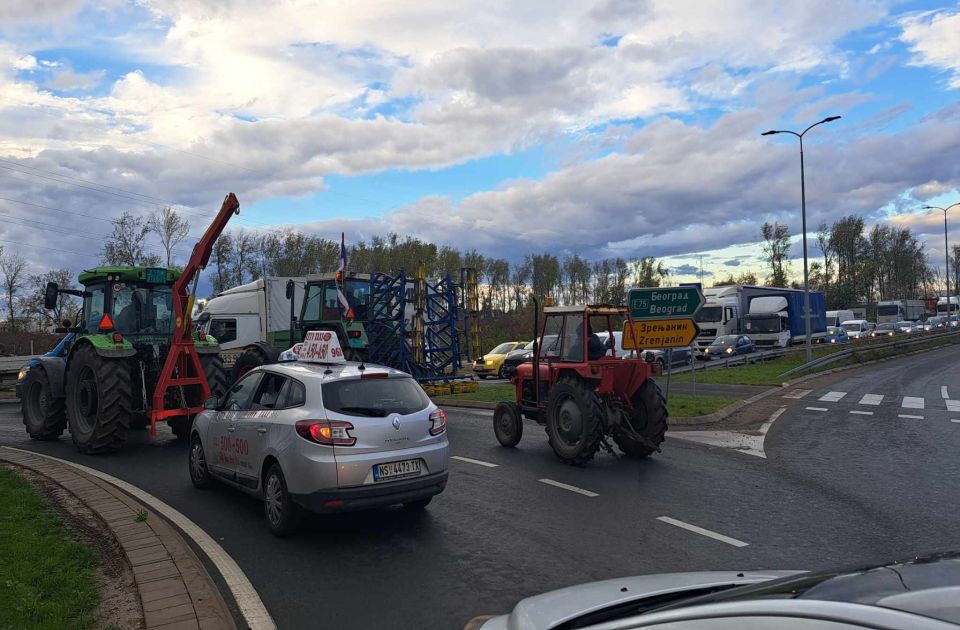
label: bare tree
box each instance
[101,212,162,266]
[149,207,190,268]
[760,222,791,287]
[0,250,27,331]
[23,269,77,330]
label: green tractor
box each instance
[20,192,240,454]
[20,267,228,453]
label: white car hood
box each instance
[478,570,802,630]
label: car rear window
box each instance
[322,377,431,417]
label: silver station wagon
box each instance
[188,354,450,536]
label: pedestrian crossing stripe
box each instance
[782,389,812,399]
[859,394,883,405]
[901,397,924,409]
[947,400,960,413]
[819,391,847,402]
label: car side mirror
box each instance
[44,282,59,310]
[203,396,219,410]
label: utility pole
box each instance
[923,203,959,327]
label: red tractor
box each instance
[493,302,668,465]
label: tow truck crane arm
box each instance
[150,193,240,436]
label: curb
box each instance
[0,447,237,630]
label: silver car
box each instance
[188,361,450,536]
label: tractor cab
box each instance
[495,302,668,466]
[65,267,179,338]
[299,272,371,359]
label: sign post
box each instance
[625,286,705,402]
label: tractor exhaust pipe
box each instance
[532,296,540,406]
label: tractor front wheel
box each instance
[493,401,523,447]
[545,377,604,466]
[21,365,66,440]
[65,345,131,454]
[614,380,668,458]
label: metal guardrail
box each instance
[778,329,960,378]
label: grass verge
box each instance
[0,467,100,630]
[436,384,735,417]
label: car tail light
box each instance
[295,420,356,446]
[360,372,388,379]
[429,408,447,436]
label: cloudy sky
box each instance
[1,0,959,287]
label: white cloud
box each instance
[43,65,106,91]
[900,10,960,89]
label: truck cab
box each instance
[743,296,791,348]
[695,286,740,348]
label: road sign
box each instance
[628,286,704,320]
[622,318,700,349]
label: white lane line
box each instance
[782,389,812,399]
[819,391,847,402]
[656,516,749,548]
[902,396,925,409]
[451,455,498,468]
[898,414,924,420]
[859,394,883,406]
[943,386,950,399]
[538,478,598,497]
[951,419,960,424]
[850,410,874,416]
[3,447,276,629]
[805,407,829,412]
[947,400,960,413]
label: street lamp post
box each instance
[762,116,841,363]
[922,202,960,327]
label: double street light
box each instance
[762,115,842,363]
[922,202,960,327]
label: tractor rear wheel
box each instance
[493,401,523,447]
[232,347,267,383]
[22,365,67,440]
[545,377,604,466]
[613,380,668,458]
[65,345,131,454]
[171,354,230,440]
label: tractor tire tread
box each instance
[21,365,67,440]
[546,376,604,466]
[66,345,131,454]
[614,379,668,458]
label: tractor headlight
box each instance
[830,339,836,343]
[17,367,28,381]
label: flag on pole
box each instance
[337,232,354,319]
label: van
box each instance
[840,319,871,339]
[826,309,856,328]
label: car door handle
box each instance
[227,426,236,433]
[256,427,267,434]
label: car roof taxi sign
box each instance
[298,330,346,364]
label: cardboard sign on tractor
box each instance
[285,331,346,364]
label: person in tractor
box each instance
[563,319,607,362]
[115,290,142,332]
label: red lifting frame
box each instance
[150,193,240,436]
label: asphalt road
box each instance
[2,345,960,629]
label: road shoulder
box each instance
[0,446,237,630]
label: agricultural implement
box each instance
[19,193,240,453]
[493,300,668,465]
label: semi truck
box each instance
[876,299,926,324]
[197,276,305,373]
[694,285,827,348]
[742,290,827,347]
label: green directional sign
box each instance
[628,286,705,320]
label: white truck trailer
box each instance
[876,300,926,324]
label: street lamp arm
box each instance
[761,129,800,138]
[801,115,842,138]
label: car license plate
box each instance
[373,459,422,482]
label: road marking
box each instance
[943,386,950,399]
[656,516,749,548]
[946,400,960,413]
[669,407,784,459]
[3,447,276,629]
[805,406,829,412]
[782,389,811,399]
[538,478,598,497]
[819,391,847,402]
[951,419,960,424]
[898,414,924,420]
[850,410,873,416]
[451,455,498,468]
[902,397,925,409]
[859,394,883,406]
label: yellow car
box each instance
[474,341,526,379]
